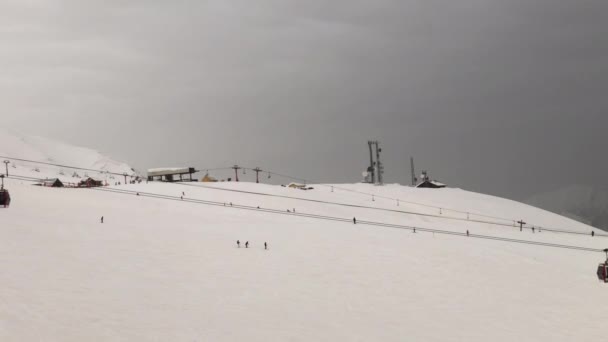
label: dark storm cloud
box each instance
[1,0,607,200]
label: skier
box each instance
[592,231,595,237]
[101,216,104,224]
[181,196,183,200]
[237,240,240,248]
[466,230,469,237]
[353,217,357,224]
[413,228,416,233]
[532,227,535,233]
[245,241,249,248]
[257,206,260,209]
[293,208,295,213]
[264,242,268,250]
[182,192,185,196]
[287,209,291,213]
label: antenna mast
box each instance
[410,157,416,186]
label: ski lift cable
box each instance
[90,186,605,255]
[9,172,608,241]
[3,155,596,236]
[174,181,608,238]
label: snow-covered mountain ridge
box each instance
[0,127,135,182]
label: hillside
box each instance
[1,133,608,341]
[526,185,608,232]
[0,128,136,184]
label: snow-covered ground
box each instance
[1,131,608,341]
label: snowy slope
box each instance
[526,185,608,232]
[1,134,608,341]
[0,127,136,183]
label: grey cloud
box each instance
[1,0,607,201]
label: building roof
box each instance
[147,167,197,177]
[416,180,446,188]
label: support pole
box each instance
[254,167,262,183]
[232,165,241,182]
[410,157,416,186]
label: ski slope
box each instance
[1,132,608,341]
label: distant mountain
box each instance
[0,127,136,182]
[525,185,608,232]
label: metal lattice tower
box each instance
[375,142,383,185]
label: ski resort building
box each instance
[40,178,64,188]
[147,167,199,182]
[78,177,104,188]
[416,171,446,189]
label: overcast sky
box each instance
[1,0,607,200]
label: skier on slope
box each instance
[466,230,469,236]
[245,241,249,248]
[592,231,595,237]
[101,216,104,224]
[264,242,268,250]
[353,217,357,224]
[237,240,240,248]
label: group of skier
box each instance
[237,240,268,250]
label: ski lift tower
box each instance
[375,141,384,185]
[365,141,384,185]
[367,141,375,184]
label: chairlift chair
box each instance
[0,189,10,208]
[0,175,10,208]
[598,249,608,283]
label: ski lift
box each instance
[0,175,10,208]
[597,249,608,283]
